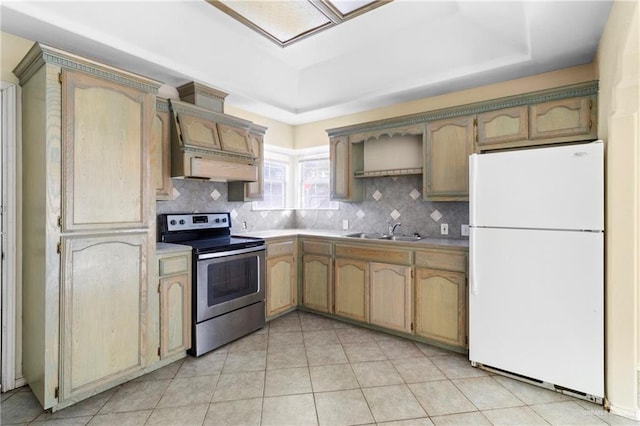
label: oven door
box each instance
[195,245,265,323]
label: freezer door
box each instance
[469,227,604,398]
[469,141,603,231]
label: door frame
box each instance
[1,81,19,392]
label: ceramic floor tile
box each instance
[145,403,209,425]
[266,345,308,369]
[33,416,93,425]
[204,398,263,426]
[377,419,434,426]
[268,316,302,333]
[481,406,549,425]
[336,327,377,344]
[264,367,312,397]
[222,349,267,373]
[267,331,304,347]
[377,339,424,359]
[452,376,524,410]
[362,384,427,422]
[303,329,340,346]
[430,355,487,380]
[156,375,218,408]
[211,371,265,402]
[228,333,268,352]
[305,344,348,366]
[392,357,446,383]
[343,342,387,362]
[492,375,571,405]
[34,388,117,421]
[98,379,170,414]
[133,360,183,382]
[309,364,360,392]
[0,390,44,424]
[261,393,318,426]
[300,315,335,331]
[409,380,477,416]
[414,343,457,358]
[530,401,608,425]
[314,389,374,426]
[87,410,151,425]
[430,412,492,425]
[351,360,404,387]
[175,352,226,378]
[331,319,354,330]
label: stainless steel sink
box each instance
[344,233,422,242]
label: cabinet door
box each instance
[369,262,413,333]
[266,255,297,318]
[529,96,596,141]
[334,258,368,322]
[160,273,191,359]
[477,106,528,147]
[62,69,153,231]
[424,116,474,200]
[59,233,148,400]
[415,268,466,348]
[330,136,350,200]
[302,255,332,313]
[152,99,173,200]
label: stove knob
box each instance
[215,218,220,223]
[222,218,227,223]
[169,219,177,225]
[179,219,185,225]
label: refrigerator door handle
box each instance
[470,228,478,296]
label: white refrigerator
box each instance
[469,141,604,399]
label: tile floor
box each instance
[2,311,638,425]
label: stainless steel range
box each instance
[158,213,266,356]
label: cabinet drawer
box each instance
[267,240,296,257]
[415,250,466,273]
[335,244,412,265]
[159,255,189,276]
[302,240,332,255]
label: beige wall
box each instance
[596,0,640,418]
[1,32,33,83]
[224,105,295,150]
[294,64,596,149]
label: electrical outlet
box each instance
[461,224,469,236]
[242,221,247,230]
[342,220,349,230]
[441,223,449,235]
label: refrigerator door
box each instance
[469,227,604,398]
[469,141,603,231]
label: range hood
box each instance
[170,82,262,182]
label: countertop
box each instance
[156,242,192,254]
[236,229,469,249]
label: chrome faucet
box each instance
[386,220,402,236]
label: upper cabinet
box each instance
[228,124,267,201]
[326,81,598,202]
[529,96,597,142]
[424,116,474,201]
[152,98,173,200]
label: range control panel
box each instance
[165,213,230,232]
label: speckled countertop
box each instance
[235,229,469,249]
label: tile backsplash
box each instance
[156,176,469,239]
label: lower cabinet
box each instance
[369,262,413,333]
[334,258,369,322]
[266,239,297,318]
[414,248,467,348]
[302,254,333,313]
[157,249,192,359]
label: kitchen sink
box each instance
[344,233,422,242]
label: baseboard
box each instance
[608,404,640,421]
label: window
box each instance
[299,158,338,210]
[252,160,288,210]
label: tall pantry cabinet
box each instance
[14,44,160,411]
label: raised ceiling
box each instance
[0,1,612,125]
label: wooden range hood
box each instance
[170,82,262,182]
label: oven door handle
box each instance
[198,245,265,260]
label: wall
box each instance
[225,105,296,150]
[595,0,640,418]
